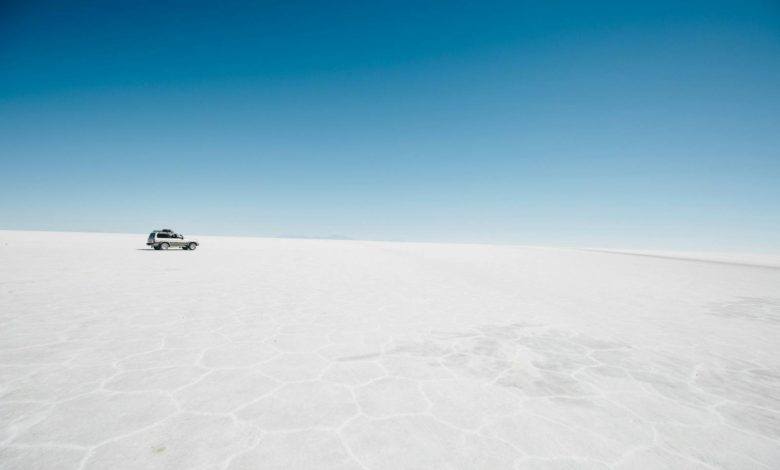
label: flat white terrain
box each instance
[1,230,779,470]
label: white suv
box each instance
[147,229,199,250]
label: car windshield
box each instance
[148,232,155,239]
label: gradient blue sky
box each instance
[1,0,779,250]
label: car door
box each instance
[172,234,185,247]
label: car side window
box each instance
[157,233,169,239]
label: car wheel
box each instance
[160,242,170,250]
[188,243,197,251]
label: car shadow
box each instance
[136,248,190,251]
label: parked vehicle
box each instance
[147,229,199,250]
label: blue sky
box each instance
[1,0,779,251]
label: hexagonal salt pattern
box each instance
[1,230,780,469]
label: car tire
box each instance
[188,243,197,251]
[160,243,170,250]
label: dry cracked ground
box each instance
[1,231,779,469]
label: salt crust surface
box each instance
[1,230,779,469]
